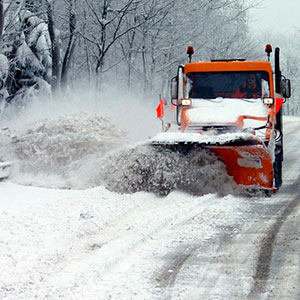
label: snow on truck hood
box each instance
[186,97,269,126]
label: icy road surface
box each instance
[0,117,299,300]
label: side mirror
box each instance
[282,78,291,98]
[171,76,178,103]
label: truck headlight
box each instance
[263,98,274,105]
[181,99,192,106]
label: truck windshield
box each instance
[186,71,270,99]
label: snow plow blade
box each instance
[151,132,273,192]
[208,142,273,191]
[0,161,12,180]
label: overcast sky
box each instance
[249,0,300,34]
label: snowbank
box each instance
[2,112,127,188]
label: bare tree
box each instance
[60,0,77,89]
[45,0,60,93]
[0,0,4,37]
[0,0,263,104]
[76,0,175,89]
[118,0,260,97]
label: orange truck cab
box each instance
[169,45,291,194]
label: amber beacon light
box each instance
[265,44,272,61]
[187,46,194,62]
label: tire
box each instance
[273,144,283,189]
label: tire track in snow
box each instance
[153,208,249,300]
[155,244,197,291]
[156,225,236,291]
[265,203,300,299]
[152,118,300,300]
[248,180,300,298]
[34,194,218,300]
[94,195,247,300]
[247,120,300,298]
[157,197,297,300]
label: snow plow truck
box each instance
[152,45,291,195]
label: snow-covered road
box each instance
[0,116,299,300]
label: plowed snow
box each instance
[102,144,238,196]
[1,112,238,195]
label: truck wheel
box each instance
[273,145,283,189]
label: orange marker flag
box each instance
[156,99,164,119]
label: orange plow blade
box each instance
[150,132,274,192]
[208,142,273,190]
